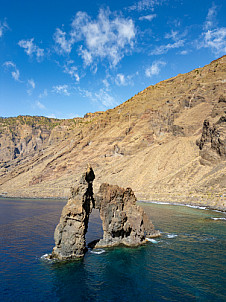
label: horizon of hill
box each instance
[0,55,225,210]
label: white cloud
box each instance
[150,39,184,55]
[115,73,126,86]
[139,14,157,21]
[78,87,118,108]
[53,28,73,54]
[18,38,44,60]
[3,61,20,82]
[204,3,217,30]
[95,89,117,107]
[52,84,70,96]
[198,5,226,55]
[165,30,179,41]
[27,79,35,95]
[128,0,164,12]
[179,50,189,55]
[39,89,48,98]
[201,28,226,55]
[115,73,134,86]
[103,78,110,90]
[63,61,80,82]
[0,19,9,37]
[145,60,166,77]
[54,9,136,67]
[36,100,46,110]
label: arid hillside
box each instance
[0,56,225,210]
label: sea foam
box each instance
[166,234,178,238]
[211,217,226,221]
[90,249,105,254]
[146,238,158,243]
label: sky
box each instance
[0,0,225,119]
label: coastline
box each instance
[137,200,226,213]
[0,193,225,212]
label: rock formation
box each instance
[51,167,159,259]
[95,183,160,248]
[51,165,95,259]
[197,96,226,164]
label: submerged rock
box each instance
[51,166,160,259]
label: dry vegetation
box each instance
[0,56,225,210]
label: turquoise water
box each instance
[0,198,225,301]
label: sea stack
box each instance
[51,166,160,260]
[94,183,160,248]
[51,165,95,259]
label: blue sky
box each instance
[0,0,225,119]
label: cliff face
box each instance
[0,56,225,209]
[197,96,226,164]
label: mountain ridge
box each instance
[0,56,225,210]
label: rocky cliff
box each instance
[0,56,225,209]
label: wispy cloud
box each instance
[27,79,35,95]
[179,50,189,55]
[198,4,226,55]
[139,14,157,21]
[36,100,46,110]
[127,0,164,12]
[115,73,134,86]
[3,61,21,81]
[150,29,186,55]
[63,61,80,82]
[52,84,70,96]
[0,19,9,38]
[145,60,166,77]
[39,89,48,99]
[79,87,118,108]
[53,28,73,54]
[115,73,126,86]
[54,8,136,68]
[204,3,217,30]
[150,39,184,55]
[18,38,44,60]
[200,28,226,55]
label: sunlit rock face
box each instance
[51,166,95,259]
[95,183,160,248]
[51,166,159,260]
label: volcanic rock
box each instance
[94,183,160,248]
[51,166,95,259]
[197,96,226,164]
[51,167,159,259]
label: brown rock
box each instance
[197,97,226,164]
[51,168,159,259]
[51,166,95,259]
[94,183,160,248]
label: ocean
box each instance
[0,197,225,301]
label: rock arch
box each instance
[51,166,160,260]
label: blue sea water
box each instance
[0,198,225,302]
